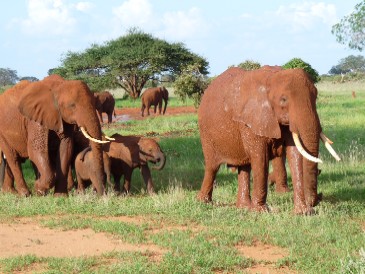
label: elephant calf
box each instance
[104,134,166,194]
[75,147,112,194]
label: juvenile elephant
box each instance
[104,133,166,194]
[94,91,116,124]
[141,86,169,117]
[197,66,339,214]
[0,75,107,196]
[75,147,112,193]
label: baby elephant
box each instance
[75,147,112,194]
[104,134,166,195]
[141,86,169,117]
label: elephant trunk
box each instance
[152,152,166,170]
[291,113,321,212]
[80,121,106,195]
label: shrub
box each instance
[282,58,320,83]
[237,60,261,70]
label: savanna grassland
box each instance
[0,82,364,274]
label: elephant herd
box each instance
[0,66,342,215]
[0,75,166,197]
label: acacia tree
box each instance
[332,1,365,51]
[329,55,365,74]
[53,29,209,98]
[0,68,19,86]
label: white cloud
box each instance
[16,0,76,36]
[73,2,94,12]
[112,0,154,30]
[161,7,208,40]
[275,2,337,31]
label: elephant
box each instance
[0,75,108,196]
[141,86,169,117]
[94,91,116,124]
[103,133,166,194]
[75,147,112,194]
[197,66,340,214]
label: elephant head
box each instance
[233,67,339,212]
[17,75,107,195]
[160,87,169,115]
[138,138,166,170]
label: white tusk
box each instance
[292,132,323,163]
[80,127,109,144]
[320,132,341,161]
[104,135,115,141]
[320,132,333,145]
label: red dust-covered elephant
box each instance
[94,91,116,124]
[141,86,169,117]
[197,66,339,215]
[0,75,108,196]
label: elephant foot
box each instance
[275,185,290,193]
[54,192,69,198]
[34,181,53,196]
[16,187,31,197]
[196,192,212,203]
[2,186,21,195]
[252,203,270,213]
[236,198,252,209]
[294,205,315,215]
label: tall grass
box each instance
[0,81,364,273]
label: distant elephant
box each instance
[0,75,107,196]
[75,147,112,194]
[94,91,116,124]
[141,86,169,117]
[197,66,339,214]
[104,133,166,194]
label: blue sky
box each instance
[1,0,362,79]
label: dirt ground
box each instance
[0,106,295,273]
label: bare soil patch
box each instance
[0,219,166,259]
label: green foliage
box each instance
[19,76,39,82]
[329,55,365,75]
[53,28,209,99]
[173,64,211,108]
[332,1,365,51]
[237,59,261,70]
[282,57,320,83]
[0,68,19,86]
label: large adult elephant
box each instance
[197,66,339,215]
[0,75,107,196]
[94,91,116,124]
[141,86,169,117]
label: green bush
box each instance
[237,60,261,70]
[282,58,320,83]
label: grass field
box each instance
[0,81,364,273]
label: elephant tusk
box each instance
[320,132,341,161]
[320,132,333,145]
[80,127,110,144]
[104,135,115,141]
[292,132,323,164]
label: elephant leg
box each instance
[141,105,145,117]
[147,105,151,116]
[113,172,122,193]
[270,155,290,193]
[54,136,73,196]
[76,172,86,194]
[107,112,113,124]
[97,110,103,124]
[236,165,252,208]
[197,161,220,203]
[1,164,17,195]
[141,165,154,194]
[123,169,132,194]
[3,155,30,196]
[158,102,162,115]
[250,146,270,212]
[67,168,75,191]
[286,145,307,214]
[154,105,157,114]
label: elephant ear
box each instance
[233,85,281,139]
[18,85,63,132]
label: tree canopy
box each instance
[52,29,209,98]
[237,60,261,70]
[0,68,19,86]
[329,55,365,74]
[332,1,365,51]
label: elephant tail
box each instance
[0,150,5,189]
[79,146,91,162]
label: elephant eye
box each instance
[280,96,288,106]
